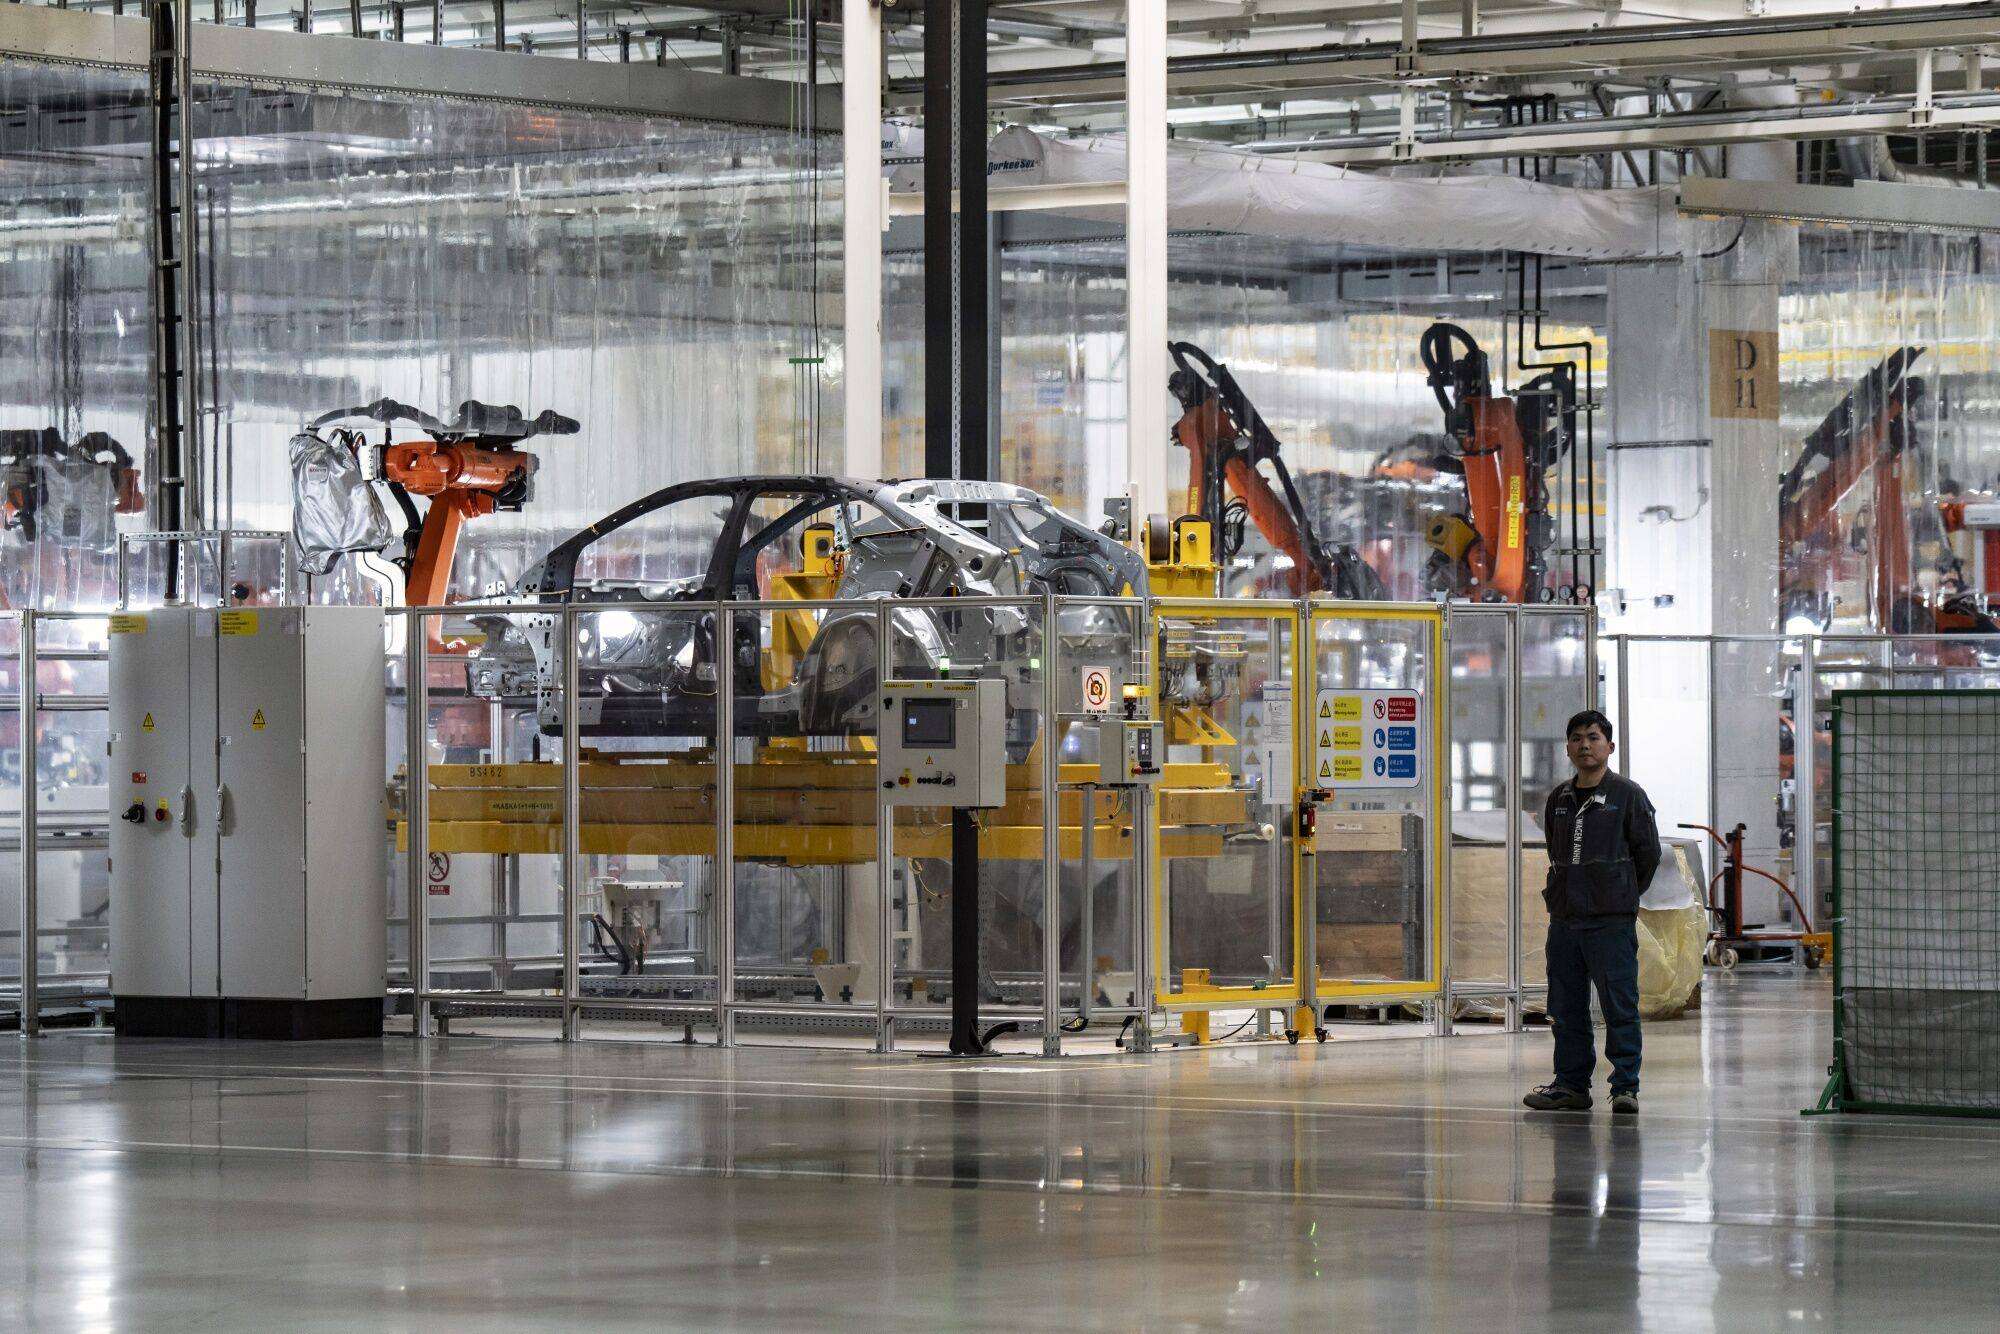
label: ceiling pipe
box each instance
[1837,133,1997,190]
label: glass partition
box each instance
[1151,601,1297,1009]
[414,608,567,1018]
[728,602,881,1030]
[554,605,724,1027]
[1307,605,1442,998]
[1446,610,1513,997]
[881,599,1048,1039]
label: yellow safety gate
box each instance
[1302,602,1448,1012]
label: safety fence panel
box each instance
[880,598,1050,1031]
[1446,605,1593,1021]
[407,606,570,1025]
[1827,689,2000,1115]
[1306,602,1445,1003]
[385,595,1588,1052]
[1151,599,1299,1014]
[1047,597,1150,1035]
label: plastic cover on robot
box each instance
[289,430,393,575]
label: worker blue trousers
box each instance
[1547,916,1642,1094]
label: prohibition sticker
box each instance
[1080,665,1114,714]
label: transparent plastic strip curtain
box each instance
[1780,228,2000,634]
[194,85,842,605]
[0,59,155,614]
[885,225,1614,604]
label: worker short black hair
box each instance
[1566,710,1614,743]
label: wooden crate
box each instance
[1450,844,1548,989]
[1316,923,1411,979]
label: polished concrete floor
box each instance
[2,972,1998,1330]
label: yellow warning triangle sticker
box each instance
[251,709,267,731]
[141,712,154,733]
[1318,729,1331,748]
[1318,699,1332,718]
[1318,760,1332,778]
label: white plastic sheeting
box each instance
[0,59,154,612]
[196,87,839,602]
[967,126,1691,262]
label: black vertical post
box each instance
[927,0,989,1056]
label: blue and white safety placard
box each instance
[1312,688,1424,789]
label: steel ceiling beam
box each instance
[888,1,2000,107]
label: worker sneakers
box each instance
[1522,1084,1593,1111]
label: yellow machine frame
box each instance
[1148,596,1306,1015]
[1303,601,1448,1008]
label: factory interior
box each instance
[5,0,2000,1326]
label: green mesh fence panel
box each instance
[1822,690,2000,1115]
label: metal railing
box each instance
[6,593,1594,1053]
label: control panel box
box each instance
[1096,718,1164,786]
[109,606,386,1038]
[879,678,1007,808]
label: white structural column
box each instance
[841,0,883,477]
[1126,0,1169,521]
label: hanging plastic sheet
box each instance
[0,59,155,612]
[933,227,1612,603]
[193,85,839,603]
[1779,227,2000,634]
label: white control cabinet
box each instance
[109,606,386,1038]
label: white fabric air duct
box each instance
[944,126,1693,262]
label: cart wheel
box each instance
[1720,947,1740,970]
[1703,941,1722,968]
[1803,945,1825,970]
[1314,1028,1329,1043]
[1286,1030,1300,1045]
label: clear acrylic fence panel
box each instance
[25,614,114,1004]
[417,608,567,1006]
[1614,638,1712,838]
[1051,599,1148,1021]
[548,605,721,1017]
[1310,609,1437,991]
[1154,604,1296,1002]
[1517,610,1594,987]
[1710,638,1794,928]
[1447,610,1513,991]
[883,600,1049,1022]
[729,603,879,1016]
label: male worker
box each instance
[1523,710,1661,1115]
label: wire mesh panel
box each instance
[1827,689,2000,1114]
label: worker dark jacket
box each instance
[1542,772,1662,920]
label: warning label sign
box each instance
[1080,665,1113,714]
[1313,689,1423,789]
[251,708,267,732]
[141,712,155,733]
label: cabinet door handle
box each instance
[177,784,195,836]
[216,784,232,837]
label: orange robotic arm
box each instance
[1172,391,1325,597]
[381,437,537,608]
[1167,341,1384,599]
[304,398,574,607]
[1419,323,1541,604]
